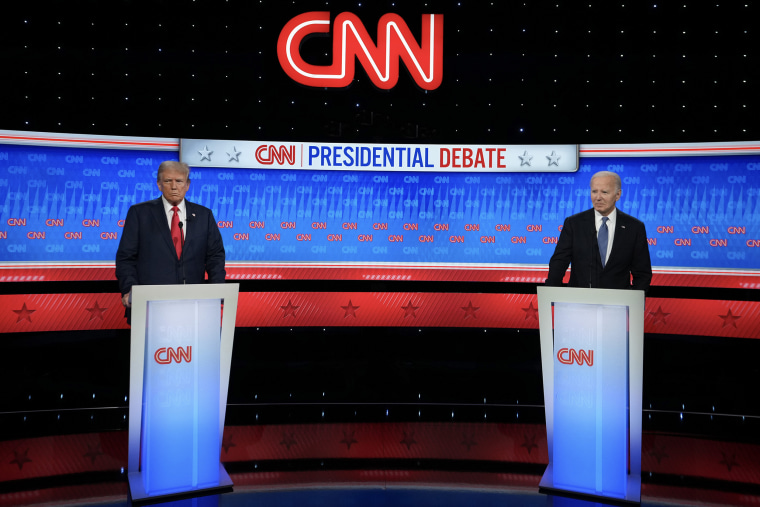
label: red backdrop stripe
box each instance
[1,292,758,338]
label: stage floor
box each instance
[2,470,759,507]
[3,329,760,506]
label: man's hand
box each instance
[122,289,132,308]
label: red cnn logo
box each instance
[154,346,192,364]
[557,348,594,367]
[255,145,296,165]
[277,12,444,90]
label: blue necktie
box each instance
[598,216,609,268]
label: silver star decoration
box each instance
[198,145,213,162]
[227,146,242,162]
[546,150,561,166]
[518,150,533,166]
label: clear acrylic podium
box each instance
[126,283,239,502]
[537,286,645,504]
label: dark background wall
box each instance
[4,1,760,144]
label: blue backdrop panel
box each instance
[0,144,163,262]
[2,142,759,271]
[185,155,760,269]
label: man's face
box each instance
[157,168,190,206]
[590,175,621,216]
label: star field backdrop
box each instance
[2,0,760,485]
[4,0,760,143]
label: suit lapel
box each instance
[151,198,176,257]
[583,209,601,267]
[607,210,627,266]
[183,202,198,253]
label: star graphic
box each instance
[340,430,358,450]
[401,299,420,318]
[227,146,241,162]
[86,301,108,321]
[518,150,533,166]
[10,448,32,470]
[719,309,741,328]
[649,444,669,464]
[649,306,670,325]
[400,431,417,450]
[461,433,477,451]
[461,300,480,319]
[520,434,538,454]
[222,432,236,454]
[83,443,104,464]
[280,300,300,318]
[546,150,561,166]
[522,301,538,321]
[719,451,739,472]
[280,432,297,450]
[13,303,36,323]
[341,300,360,318]
[198,145,213,161]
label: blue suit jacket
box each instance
[545,208,652,291]
[115,198,226,296]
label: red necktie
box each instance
[171,206,183,259]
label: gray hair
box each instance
[590,170,621,190]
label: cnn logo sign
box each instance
[277,12,443,90]
[557,348,594,367]
[154,346,192,364]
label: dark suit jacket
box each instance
[545,208,652,291]
[115,198,226,297]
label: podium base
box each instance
[128,462,233,503]
[539,464,641,505]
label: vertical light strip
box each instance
[193,301,199,487]
[595,307,604,493]
[142,304,152,493]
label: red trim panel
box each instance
[0,133,178,149]
[1,292,758,339]
[2,424,760,495]
[1,265,758,288]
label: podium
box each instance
[126,283,239,502]
[537,286,644,504]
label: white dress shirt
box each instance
[595,207,617,266]
[161,196,187,239]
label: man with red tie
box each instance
[116,161,226,312]
[545,171,652,291]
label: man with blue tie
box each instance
[545,171,652,291]
[115,161,226,313]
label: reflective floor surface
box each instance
[3,470,759,507]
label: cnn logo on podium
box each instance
[154,346,192,364]
[557,348,594,367]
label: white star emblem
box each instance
[546,150,561,166]
[227,146,241,162]
[518,150,533,166]
[198,145,213,161]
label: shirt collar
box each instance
[161,196,186,216]
[594,207,617,225]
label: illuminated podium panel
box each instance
[537,287,644,504]
[127,284,239,502]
